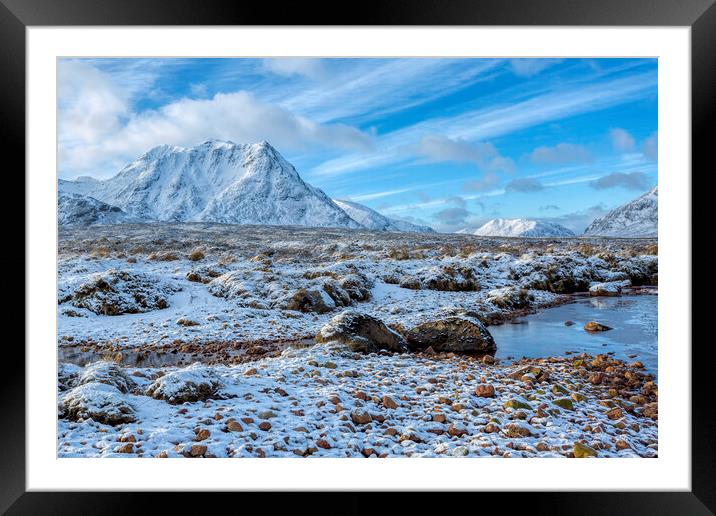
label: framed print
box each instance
[4,0,713,512]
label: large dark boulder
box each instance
[405,317,496,353]
[315,311,408,353]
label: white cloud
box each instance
[529,142,591,164]
[262,58,326,80]
[609,128,636,153]
[463,171,501,192]
[642,132,658,161]
[59,63,374,178]
[311,71,657,177]
[509,59,562,77]
[280,59,501,124]
[418,135,515,174]
[590,171,649,190]
[58,61,129,144]
[505,177,544,192]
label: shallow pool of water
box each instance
[490,294,657,376]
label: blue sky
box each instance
[58,57,657,232]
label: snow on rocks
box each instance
[57,346,658,458]
[487,286,533,308]
[65,269,179,315]
[315,311,408,353]
[60,382,136,425]
[145,363,226,404]
[405,317,496,353]
[77,361,137,393]
[589,281,627,297]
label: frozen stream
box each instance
[490,293,658,376]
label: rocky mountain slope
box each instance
[58,192,140,226]
[583,186,658,237]
[59,140,360,228]
[333,199,434,233]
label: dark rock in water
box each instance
[405,317,496,353]
[564,320,575,326]
[315,311,408,353]
[584,321,612,332]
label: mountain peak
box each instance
[472,218,574,237]
[58,140,361,229]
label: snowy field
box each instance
[57,224,658,458]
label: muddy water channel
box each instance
[490,293,657,376]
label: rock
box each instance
[156,451,168,458]
[258,421,272,431]
[615,439,631,451]
[588,372,605,385]
[226,420,244,432]
[504,422,532,438]
[483,423,500,433]
[452,446,469,457]
[258,410,277,419]
[508,366,549,383]
[195,428,210,441]
[584,321,612,332]
[315,311,408,353]
[553,398,574,411]
[350,409,372,425]
[589,281,623,297]
[564,320,575,326]
[487,286,531,308]
[606,407,623,420]
[188,444,207,457]
[447,424,466,437]
[474,384,495,398]
[286,288,334,314]
[573,441,598,458]
[70,269,176,315]
[60,382,135,426]
[398,276,422,290]
[77,361,137,393]
[551,384,570,395]
[176,318,200,327]
[432,413,447,423]
[571,392,586,402]
[316,439,332,449]
[382,395,398,409]
[405,317,496,353]
[482,354,496,364]
[503,399,532,411]
[643,403,658,420]
[145,364,224,404]
[117,443,134,454]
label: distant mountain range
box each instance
[58,140,433,232]
[583,186,657,237]
[333,199,434,233]
[466,218,575,237]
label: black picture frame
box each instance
[3,0,711,513]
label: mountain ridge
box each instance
[469,218,575,237]
[583,186,657,237]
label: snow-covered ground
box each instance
[57,223,658,458]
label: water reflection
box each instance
[489,295,657,376]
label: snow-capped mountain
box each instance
[58,140,360,229]
[471,218,575,237]
[58,192,140,226]
[333,199,434,233]
[583,186,657,237]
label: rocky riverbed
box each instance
[57,224,658,458]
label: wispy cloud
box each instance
[310,71,657,178]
